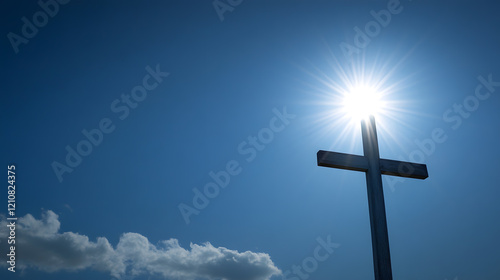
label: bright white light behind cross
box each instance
[341,85,386,121]
[301,50,419,153]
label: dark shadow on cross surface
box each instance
[317,150,429,179]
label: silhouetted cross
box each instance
[317,115,428,280]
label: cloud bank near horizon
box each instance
[0,210,281,280]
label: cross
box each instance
[317,115,428,280]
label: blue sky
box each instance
[1,0,500,279]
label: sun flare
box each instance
[301,50,415,152]
[341,85,385,121]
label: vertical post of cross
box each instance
[361,115,393,280]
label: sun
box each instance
[299,47,419,153]
[341,85,385,121]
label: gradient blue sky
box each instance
[1,1,500,279]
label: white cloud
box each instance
[0,210,281,280]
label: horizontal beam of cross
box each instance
[317,150,428,179]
